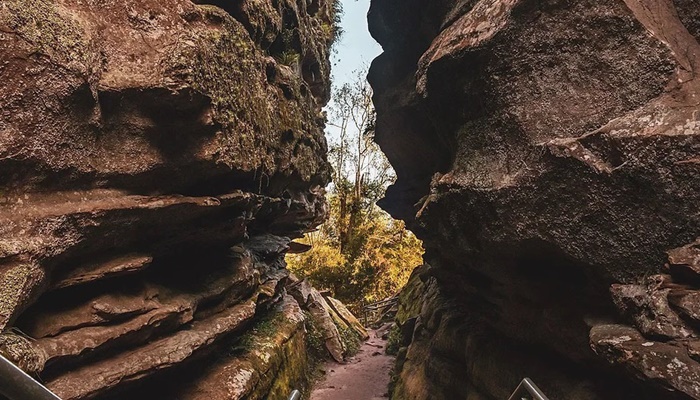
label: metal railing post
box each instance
[0,354,62,400]
[507,377,549,400]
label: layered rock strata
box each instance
[368,0,700,398]
[0,0,340,398]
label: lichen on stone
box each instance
[165,6,276,174]
[0,331,46,375]
[0,0,96,72]
[0,263,44,331]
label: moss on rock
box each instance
[175,295,311,399]
[385,324,402,356]
[395,265,429,326]
[337,323,361,357]
[166,7,274,173]
[0,331,46,375]
[0,0,95,72]
[0,263,45,331]
[163,5,326,185]
[302,310,327,361]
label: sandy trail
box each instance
[310,329,395,400]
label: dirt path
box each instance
[310,329,395,400]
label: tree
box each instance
[326,69,393,252]
[287,69,423,306]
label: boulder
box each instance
[0,0,336,398]
[288,279,345,362]
[369,0,700,397]
[591,324,700,399]
[325,296,370,341]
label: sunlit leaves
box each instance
[287,67,423,306]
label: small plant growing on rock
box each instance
[303,311,327,361]
[329,0,343,49]
[338,324,361,357]
[277,50,301,67]
[385,324,402,356]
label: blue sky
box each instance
[325,0,381,140]
[330,0,382,88]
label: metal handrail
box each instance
[507,378,549,400]
[0,354,62,400]
[1,353,545,400]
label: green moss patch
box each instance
[302,310,327,362]
[217,297,311,399]
[166,7,274,173]
[0,0,95,71]
[337,323,361,357]
[385,324,402,356]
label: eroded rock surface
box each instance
[369,0,700,398]
[0,0,338,398]
[288,278,345,362]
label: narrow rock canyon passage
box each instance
[2,0,700,399]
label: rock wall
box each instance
[0,0,339,398]
[368,0,700,399]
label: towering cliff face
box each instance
[369,0,700,399]
[0,0,338,398]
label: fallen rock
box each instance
[325,296,369,341]
[591,324,700,399]
[668,240,700,283]
[288,279,345,362]
[669,290,700,327]
[610,276,694,340]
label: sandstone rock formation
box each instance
[288,277,370,361]
[0,0,342,398]
[368,0,700,398]
[325,295,370,340]
[289,277,346,362]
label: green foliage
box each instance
[288,239,346,292]
[337,324,361,357]
[287,208,423,306]
[287,67,423,308]
[385,325,402,356]
[277,50,300,66]
[327,0,343,51]
[303,311,327,362]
